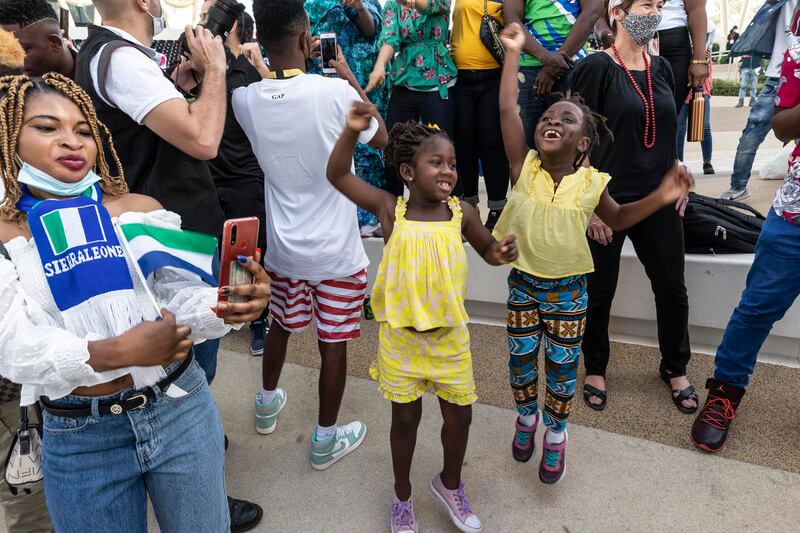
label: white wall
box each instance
[362,238,800,368]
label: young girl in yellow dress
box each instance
[495,23,694,485]
[327,102,517,533]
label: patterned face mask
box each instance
[621,12,662,45]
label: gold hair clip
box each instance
[426,123,441,131]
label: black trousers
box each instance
[384,86,455,196]
[215,177,267,252]
[582,205,691,377]
[215,177,268,324]
[658,26,692,113]
[452,69,510,208]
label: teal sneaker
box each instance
[255,389,286,435]
[310,421,366,470]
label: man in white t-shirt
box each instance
[723,0,800,201]
[235,0,387,471]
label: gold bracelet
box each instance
[690,59,708,64]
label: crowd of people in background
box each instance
[0,0,799,531]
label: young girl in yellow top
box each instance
[495,23,694,485]
[327,103,517,533]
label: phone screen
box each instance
[226,261,251,303]
[59,8,69,38]
[321,35,337,70]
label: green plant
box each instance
[712,77,766,96]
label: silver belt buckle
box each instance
[111,393,148,415]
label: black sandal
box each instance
[582,383,607,411]
[659,364,698,414]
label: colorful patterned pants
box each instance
[507,269,587,433]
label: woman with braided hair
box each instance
[0,73,271,532]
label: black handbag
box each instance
[480,0,505,66]
[682,192,765,254]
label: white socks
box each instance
[314,424,335,442]
[259,388,277,403]
[545,429,566,444]
[518,414,538,427]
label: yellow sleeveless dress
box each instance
[369,197,477,406]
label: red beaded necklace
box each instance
[611,44,656,149]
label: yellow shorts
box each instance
[369,323,477,406]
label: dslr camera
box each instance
[178,0,245,57]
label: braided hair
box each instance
[384,121,452,172]
[0,73,127,224]
[0,0,57,27]
[551,93,613,168]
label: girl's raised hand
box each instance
[500,22,526,54]
[493,235,519,264]
[346,101,377,132]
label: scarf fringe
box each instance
[62,290,167,388]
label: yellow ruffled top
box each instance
[372,196,469,330]
[492,150,611,279]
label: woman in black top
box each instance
[570,0,697,413]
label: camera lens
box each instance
[204,0,245,40]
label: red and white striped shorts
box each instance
[267,269,368,342]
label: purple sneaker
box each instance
[390,497,418,533]
[512,413,539,462]
[429,474,483,533]
[539,431,568,484]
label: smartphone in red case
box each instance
[218,217,259,304]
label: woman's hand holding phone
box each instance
[214,250,271,324]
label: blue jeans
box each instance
[676,96,712,162]
[193,338,220,384]
[41,360,228,533]
[518,66,573,149]
[730,77,778,190]
[714,210,800,387]
[738,68,758,103]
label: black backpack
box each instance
[682,192,765,254]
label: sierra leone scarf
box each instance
[18,184,166,387]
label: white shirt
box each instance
[0,210,237,406]
[232,74,376,281]
[657,0,688,32]
[766,0,799,78]
[89,26,181,124]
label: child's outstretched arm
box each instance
[461,202,518,265]
[594,161,695,230]
[499,23,530,187]
[328,102,396,230]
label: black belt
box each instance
[40,354,194,418]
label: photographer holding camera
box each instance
[75,1,263,531]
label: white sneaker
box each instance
[720,188,751,201]
[310,421,366,470]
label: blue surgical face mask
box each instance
[16,162,102,197]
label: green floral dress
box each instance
[306,0,388,229]
[379,0,457,99]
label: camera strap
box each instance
[266,69,304,80]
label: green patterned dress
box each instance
[306,0,389,229]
